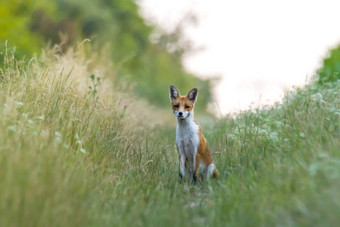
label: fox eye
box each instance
[185,105,190,109]
[174,105,179,108]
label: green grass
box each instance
[0,46,339,227]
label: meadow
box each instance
[0,44,339,227]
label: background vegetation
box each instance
[0,0,211,110]
[0,0,339,226]
[317,43,340,84]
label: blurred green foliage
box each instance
[317,44,340,85]
[0,0,211,110]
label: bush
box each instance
[317,44,340,84]
[0,0,212,110]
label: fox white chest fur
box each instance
[169,85,219,182]
[176,117,200,164]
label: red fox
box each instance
[169,85,219,183]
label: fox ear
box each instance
[169,85,180,101]
[187,88,198,102]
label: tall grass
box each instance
[0,45,339,226]
[206,82,340,226]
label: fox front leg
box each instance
[192,146,200,184]
[179,154,187,180]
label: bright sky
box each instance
[139,0,340,115]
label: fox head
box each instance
[169,85,198,120]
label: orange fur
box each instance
[195,121,219,179]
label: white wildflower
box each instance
[7,125,17,132]
[55,131,62,137]
[318,153,329,158]
[36,115,45,120]
[311,93,324,103]
[55,131,62,143]
[269,131,279,142]
[15,101,24,106]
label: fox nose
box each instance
[178,112,183,116]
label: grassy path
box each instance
[0,48,339,226]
